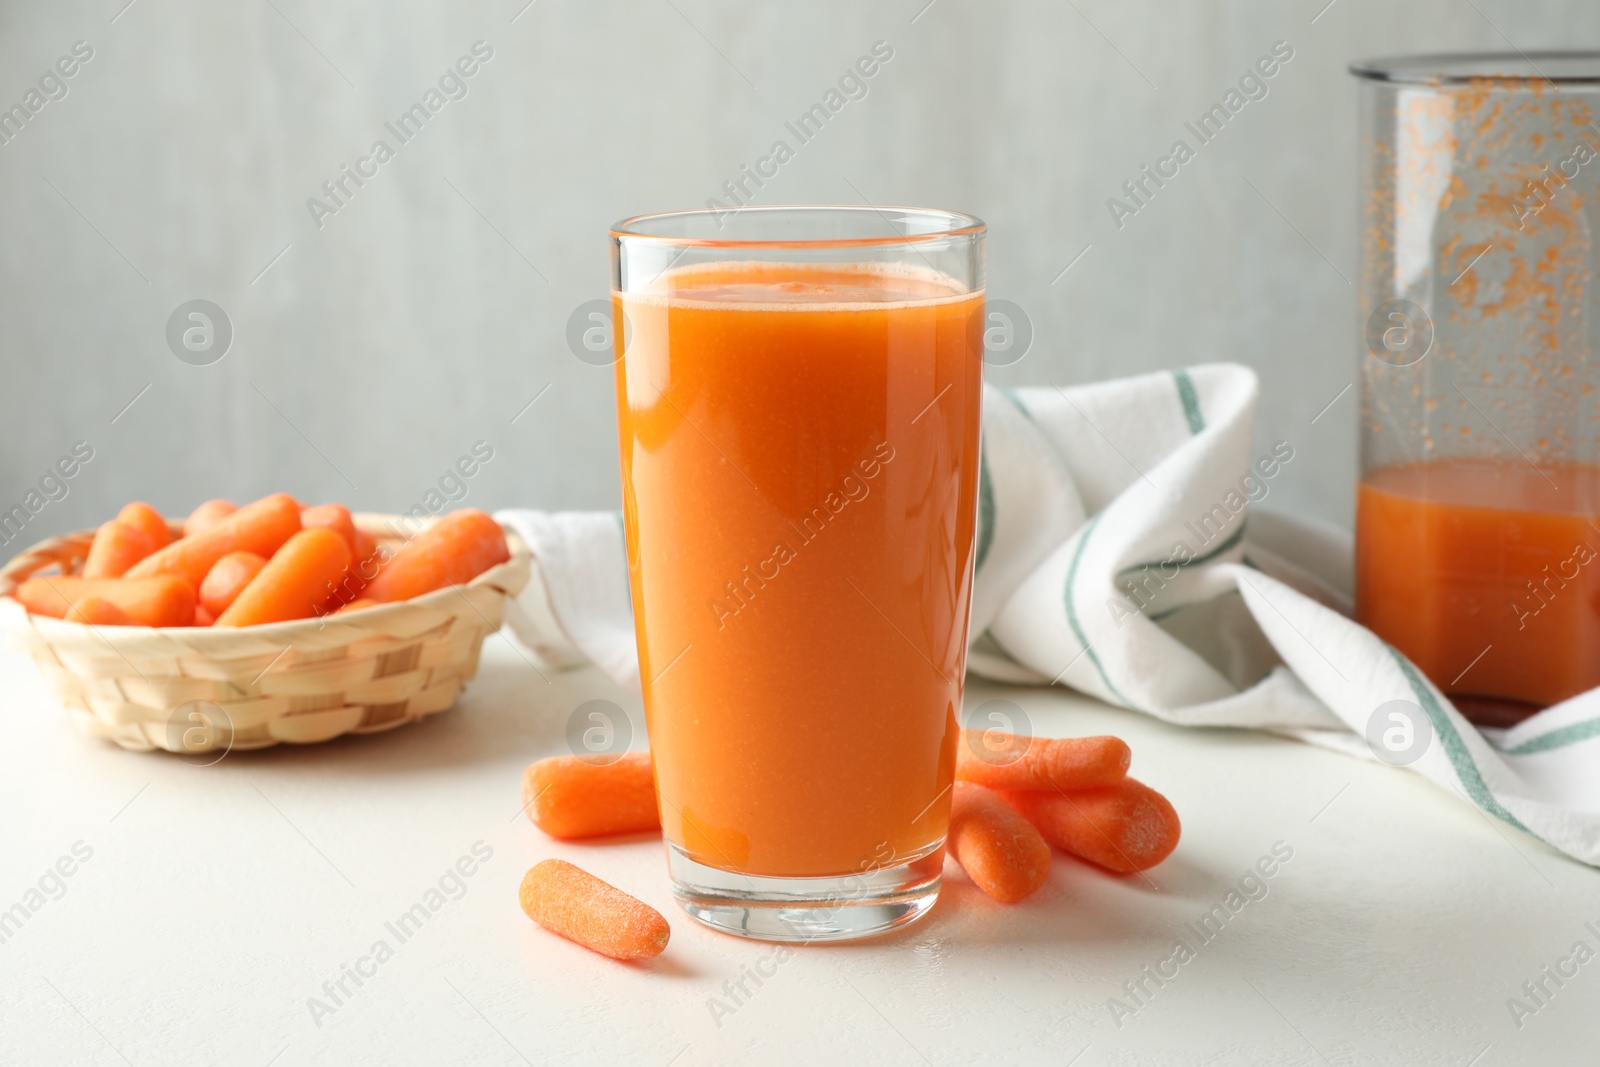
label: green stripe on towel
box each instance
[1497,717,1600,756]
[1117,520,1247,585]
[1063,514,1132,707]
[1389,648,1536,837]
[1173,370,1205,434]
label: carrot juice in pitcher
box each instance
[1356,460,1600,713]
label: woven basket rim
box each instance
[0,512,531,647]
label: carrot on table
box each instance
[115,502,172,552]
[127,493,301,589]
[1001,778,1181,874]
[518,859,670,961]
[215,528,351,627]
[184,499,236,537]
[522,751,660,840]
[17,575,195,627]
[64,596,133,626]
[946,782,1052,903]
[199,551,268,616]
[82,521,158,578]
[956,729,1131,792]
[301,504,358,557]
[363,509,509,603]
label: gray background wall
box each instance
[2,0,1596,542]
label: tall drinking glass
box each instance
[1351,54,1600,726]
[609,206,985,940]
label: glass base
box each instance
[1453,694,1541,728]
[666,841,944,943]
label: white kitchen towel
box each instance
[498,362,1600,866]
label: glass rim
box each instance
[1349,50,1600,86]
[609,204,986,249]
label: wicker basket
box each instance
[0,513,531,754]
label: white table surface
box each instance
[1,635,1595,1067]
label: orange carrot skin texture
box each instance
[82,521,158,578]
[322,537,385,610]
[301,504,358,557]
[956,729,1132,792]
[199,551,268,616]
[947,783,1052,903]
[519,859,670,961]
[215,528,351,627]
[184,499,236,537]
[64,597,132,626]
[1002,778,1181,874]
[364,509,509,603]
[116,502,172,552]
[333,598,379,614]
[193,603,217,626]
[128,494,301,589]
[523,752,660,840]
[17,575,194,627]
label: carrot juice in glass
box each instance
[608,207,985,940]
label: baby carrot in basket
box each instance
[184,499,236,537]
[301,504,358,557]
[1001,778,1181,874]
[16,575,194,627]
[522,752,660,840]
[320,528,384,610]
[956,729,1131,792]
[363,509,509,602]
[519,859,670,961]
[82,521,158,579]
[64,596,132,626]
[947,782,1052,903]
[215,528,351,627]
[128,493,301,588]
[199,551,268,617]
[115,501,172,552]
[352,529,378,566]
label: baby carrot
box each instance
[199,551,268,616]
[215,528,351,627]
[313,516,381,609]
[947,782,1052,903]
[333,598,379,614]
[116,501,172,552]
[64,596,133,626]
[193,603,216,626]
[364,509,509,603]
[82,521,158,578]
[184,499,236,537]
[127,493,301,589]
[16,575,195,627]
[353,529,378,567]
[301,504,358,557]
[522,752,660,840]
[1001,778,1181,874]
[519,859,670,961]
[956,729,1131,792]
